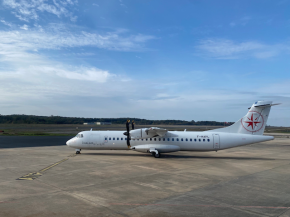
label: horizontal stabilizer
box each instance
[248,103,281,109]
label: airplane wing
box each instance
[129,127,168,139]
[145,127,168,137]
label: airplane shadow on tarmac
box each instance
[82,152,275,160]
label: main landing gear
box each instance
[150,148,161,158]
[152,152,161,158]
[75,149,81,154]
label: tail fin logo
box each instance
[241,111,264,132]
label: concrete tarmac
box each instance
[1,136,290,216]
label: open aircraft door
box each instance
[213,134,220,149]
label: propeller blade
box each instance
[125,119,131,147]
[126,119,130,133]
[132,120,135,130]
[127,137,130,146]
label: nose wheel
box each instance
[75,149,81,154]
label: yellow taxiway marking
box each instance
[39,158,68,173]
[17,157,71,181]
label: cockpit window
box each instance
[75,133,83,138]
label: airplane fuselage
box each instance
[67,130,273,153]
[66,101,277,157]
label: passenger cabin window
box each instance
[117,138,119,140]
[190,139,192,142]
[154,138,156,141]
[105,138,107,140]
[163,138,165,141]
[186,138,188,141]
[172,138,174,141]
[199,139,201,142]
[150,138,152,141]
[125,138,127,140]
[109,138,111,140]
[146,139,148,141]
[159,138,161,141]
[113,138,115,140]
[121,138,123,140]
[177,138,179,141]
[203,139,205,142]
[167,138,169,141]
[181,138,183,141]
[194,139,196,142]
[207,139,210,142]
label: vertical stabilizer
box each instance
[208,101,277,135]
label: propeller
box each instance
[132,120,135,130]
[124,119,131,147]
[123,119,135,148]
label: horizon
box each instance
[0,1,289,126]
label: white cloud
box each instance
[253,51,278,59]
[48,66,112,82]
[0,25,155,52]
[3,0,78,22]
[0,25,154,101]
[20,24,28,30]
[0,24,155,106]
[0,19,13,27]
[196,39,288,59]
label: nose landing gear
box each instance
[75,149,81,154]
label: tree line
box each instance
[0,114,233,126]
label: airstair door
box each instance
[213,134,220,149]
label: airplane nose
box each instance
[66,140,71,146]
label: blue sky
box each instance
[0,0,289,126]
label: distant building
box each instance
[83,122,112,125]
[83,122,96,125]
[96,122,112,125]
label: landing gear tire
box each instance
[76,151,81,154]
[154,153,160,158]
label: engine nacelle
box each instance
[130,128,151,139]
[132,144,180,153]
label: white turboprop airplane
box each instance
[66,101,279,158]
